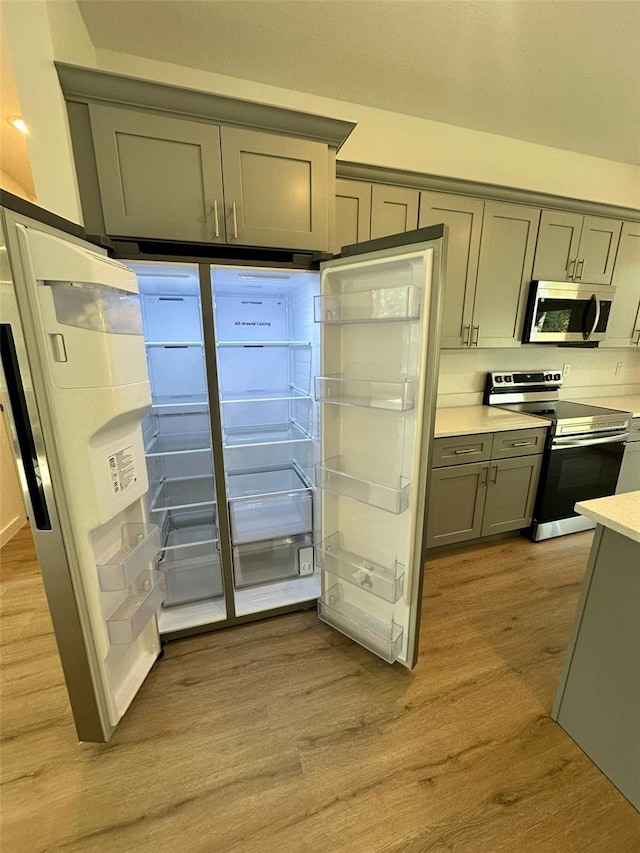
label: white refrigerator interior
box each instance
[315,249,435,667]
[15,226,165,728]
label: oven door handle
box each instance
[584,293,601,340]
[552,432,629,449]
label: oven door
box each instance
[535,433,627,524]
[523,282,615,343]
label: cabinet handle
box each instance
[462,325,470,346]
[575,259,585,280]
[231,201,238,239]
[480,465,489,486]
[454,448,476,455]
[213,200,220,238]
[471,325,479,346]
[490,464,498,484]
[511,441,533,447]
[567,258,576,278]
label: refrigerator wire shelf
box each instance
[316,456,411,514]
[97,523,161,591]
[318,583,404,663]
[314,376,417,411]
[316,532,405,603]
[106,570,167,645]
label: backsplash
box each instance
[437,346,640,407]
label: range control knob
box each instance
[504,376,513,383]
[554,373,561,380]
[495,376,503,383]
[544,373,552,381]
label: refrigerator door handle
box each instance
[0,324,52,530]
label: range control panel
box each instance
[490,370,562,387]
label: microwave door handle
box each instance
[584,294,601,340]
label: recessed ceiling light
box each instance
[8,116,28,134]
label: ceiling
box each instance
[77,1,639,166]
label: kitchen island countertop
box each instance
[575,491,640,544]
[434,405,547,438]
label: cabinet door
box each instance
[472,202,540,347]
[370,185,419,239]
[481,455,542,536]
[334,179,371,253]
[425,462,488,548]
[532,210,583,281]
[89,105,225,243]
[220,127,328,251]
[578,216,623,285]
[601,221,640,347]
[419,191,484,348]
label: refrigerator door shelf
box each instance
[316,456,411,514]
[314,376,417,411]
[316,532,405,603]
[97,523,161,591]
[227,468,313,545]
[318,583,404,664]
[145,432,212,456]
[233,533,314,589]
[314,285,421,324]
[223,422,313,449]
[106,570,167,645]
[150,476,217,513]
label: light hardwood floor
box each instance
[1,526,638,852]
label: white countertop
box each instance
[568,395,640,419]
[434,405,547,438]
[576,492,640,544]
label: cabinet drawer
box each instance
[431,433,492,468]
[491,428,548,459]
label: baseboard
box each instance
[0,515,27,549]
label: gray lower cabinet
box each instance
[532,210,622,285]
[418,191,484,348]
[426,427,546,548]
[601,221,640,347]
[334,179,372,253]
[87,104,330,250]
[371,185,419,239]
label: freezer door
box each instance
[315,230,445,668]
[1,208,163,742]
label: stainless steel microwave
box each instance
[522,281,616,344]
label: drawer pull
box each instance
[511,441,533,447]
[453,448,476,455]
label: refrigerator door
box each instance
[1,208,164,742]
[315,227,445,668]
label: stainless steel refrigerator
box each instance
[1,201,445,743]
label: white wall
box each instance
[437,347,640,408]
[96,50,640,211]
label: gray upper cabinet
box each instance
[602,221,640,347]
[532,210,622,285]
[472,201,540,347]
[334,179,371,253]
[371,185,419,239]
[418,191,484,348]
[220,126,329,251]
[89,104,226,243]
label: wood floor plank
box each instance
[1,525,638,852]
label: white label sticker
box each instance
[107,445,137,496]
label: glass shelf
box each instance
[145,341,203,347]
[151,395,209,411]
[106,570,166,645]
[318,583,403,663]
[145,432,212,456]
[97,523,161,591]
[223,422,313,449]
[216,340,311,347]
[314,286,421,324]
[219,388,312,404]
[316,533,405,603]
[227,468,313,545]
[316,456,410,514]
[314,376,417,411]
[150,476,216,513]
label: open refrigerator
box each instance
[1,203,445,742]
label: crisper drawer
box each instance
[233,533,314,589]
[491,428,548,459]
[227,469,313,544]
[431,433,492,468]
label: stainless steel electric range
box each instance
[485,370,631,541]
